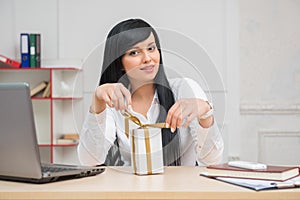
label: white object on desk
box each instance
[228,161,267,170]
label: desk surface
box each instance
[0,166,299,200]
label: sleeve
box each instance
[173,78,224,165]
[172,78,208,101]
[191,122,224,166]
[77,108,117,166]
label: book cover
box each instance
[29,34,36,68]
[0,54,21,68]
[20,33,30,68]
[202,163,300,181]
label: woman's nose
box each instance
[142,51,151,63]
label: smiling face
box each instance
[121,32,160,86]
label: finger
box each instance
[119,85,132,108]
[183,112,197,128]
[173,108,183,128]
[166,102,180,129]
[174,106,191,129]
[169,105,183,132]
[180,108,192,127]
[102,93,113,107]
[108,91,120,110]
[96,86,113,107]
[113,88,126,111]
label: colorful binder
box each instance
[0,54,21,68]
[35,34,41,67]
[29,34,36,68]
[20,33,30,68]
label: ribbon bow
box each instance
[122,110,166,138]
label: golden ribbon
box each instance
[124,115,166,138]
[131,130,137,174]
[144,128,152,174]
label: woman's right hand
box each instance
[90,83,132,114]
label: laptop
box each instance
[0,82,105,183]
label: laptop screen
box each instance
[0,82,42,179]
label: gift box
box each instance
[130,127,164,175]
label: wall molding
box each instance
[258,130,300,164]
[240,103,300,115]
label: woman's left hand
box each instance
[165,98,212,132]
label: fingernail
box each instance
[128,105,132,110]
[171,127,175,133]
[165,123,170,128]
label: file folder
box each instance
[0,54,21,68]
[20,33,30,68]
[35,34,41,67]
[29,34,36,68]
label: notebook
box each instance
[201,163,299,181]
[0,82,105,183]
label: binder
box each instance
[20,33,30,68]
[0,54,21,68]
[29,34,36,68]
[35,34,41,67]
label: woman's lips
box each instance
[140,65,155,71]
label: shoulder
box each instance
[169,78,207,100]
[169,77,198,89]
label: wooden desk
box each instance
[0,167,299,200]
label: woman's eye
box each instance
[148,45,156,51]
[129,50,139,56]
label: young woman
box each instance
[78,18,223,166]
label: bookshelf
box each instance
[0,68,83,164]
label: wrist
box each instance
[89,105,102,114]
[198,101,214,128]
[90,94,106,114]
[199,115,214,128]
[199,101,214,120]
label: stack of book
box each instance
[57,134,79,144]
[30,81,50,97]
[201,161,300,191]
[20,33,41,68]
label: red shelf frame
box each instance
[0,67,80,71]
[52,143,79,147]
[1,67,81,163]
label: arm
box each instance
[77,109,116,166]
[167,78,224,165]
[166,78,214,131]
[78,83,132,166]
[186,78,223,165]
[191,122,224,165]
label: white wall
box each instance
[1,0,299,164]
[239,0,300,165]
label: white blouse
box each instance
[78,78,224,166]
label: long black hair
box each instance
[99,18,180,166]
